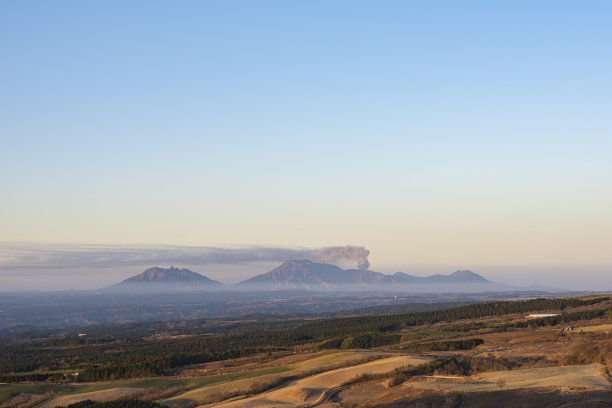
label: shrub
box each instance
[59,401,162,408]
[406,338,484,351]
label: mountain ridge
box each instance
[393,269,490,284]
[237,260,396,290]
[107,266,223,292]
[106,261,522,293]
[236,260,499,291]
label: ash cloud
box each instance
[310,246,370,269]
[0,243,371,270]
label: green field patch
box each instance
[399,330,463,343]
[163,352,379,406]
[0,383,77,403]
[413,330,464,337]
[290,352,373,371]
[76,366,292,393]
[0,367,292,404]
[77,379,179,393]
[173,366,291,389]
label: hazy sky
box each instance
[1,1,611,290]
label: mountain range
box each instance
[106,260,523,293]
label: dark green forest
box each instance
[59,400,162,408]
[405,338,484,351]
[502,308,609,329]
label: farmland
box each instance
[1,294,611,407]
[214,355,431,408]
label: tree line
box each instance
[59,401,162,408]
[405,338,484,351]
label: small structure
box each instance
[526,313,560,319]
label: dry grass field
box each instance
[213,355,431,408]
[576,323,612,333]
[176,351,352,377]
[406,364,609,392]
[334,388,612,408]
[163,351,387,407]
[38,388,145,408]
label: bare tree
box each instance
[496,378,506,390]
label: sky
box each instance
[1,1,611,290]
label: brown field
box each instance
[325,365,611,408]
[342,388,612,408]
[38,388,145,408]
[406,364,609,392]
[213,355,431,408]
[576,323,612,333]
[163,351,389,407]
[175,351,348,377]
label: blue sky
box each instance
[1,1,611,289]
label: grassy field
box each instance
[0,380,174,404]
[214,355,432,408]
[0,366,292,406]
[407,364,610,392]
[0,353,373,407]
[290,352,378,372]
[38,388,145,408]
[162,351,384,407]
[412,330,464,337]
[576,323,612,333]
[0,353,371,406]
[0,384,77,404]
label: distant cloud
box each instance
[0,243,371,270]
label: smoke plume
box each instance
[0,243,371,270]
[310,246,370,269]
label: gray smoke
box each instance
[0,243,371,270]
[310,246,370,269]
